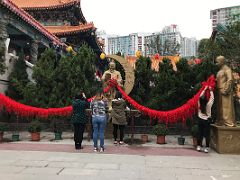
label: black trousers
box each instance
[113,124,125,141]
[197,118,210,147]
[73,123,86,147]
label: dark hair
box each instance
[75,93,85,100]
[115,91,122,99]
[199,94,208,114]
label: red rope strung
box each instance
[0,75,215,123]
[115,75,215,124]
[0,83,115,118]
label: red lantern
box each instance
[194,58,202,64]
[154,53,160,60]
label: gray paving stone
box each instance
[47,161,85,168]
[0,174,79,180]
[85,163,119,170]
[119,163,145,170]
[0,160,17,166]
[214,174,240,180]
[1,142,240,180]
[177,174,213,180]
[0,166,25,174]
[20,167,62,175]
[13,160,49,167]
[60,168,99,176]
[98,169,143,179]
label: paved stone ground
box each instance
[0,132,240,180]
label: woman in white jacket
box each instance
[197,86,214,153]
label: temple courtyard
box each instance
[0,132,240,180]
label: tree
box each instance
[198,21,240,72]
[197,39,212,59]
[22,44,98,108]
[6,54,29,101]
[130,56,153,106]
[148,59,194,110]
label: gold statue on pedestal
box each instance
[102,61,123,109]
[215,56,236,127]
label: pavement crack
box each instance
[57,167,65,175]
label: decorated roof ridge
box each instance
[45,22,96,35]
[1,0,64,46]
[11,0,80,10]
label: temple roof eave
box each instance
[1,0,64,46]
[45,23,96,36]
[11,0,80,11]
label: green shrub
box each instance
[28,120,41,133]
[0,123,8,132]
[152,124,169,136]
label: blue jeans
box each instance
[92,115,106,148]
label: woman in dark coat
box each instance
[111,92,127,145]
[71,92,89,149]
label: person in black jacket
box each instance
[71,92,89,149]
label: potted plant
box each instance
[141,134,148,143]
[0,123,7,143]
[177,123,185,145]
[152,124,169,144]
[51,119,64,140]
[12,115,20,142]
[191,124,198,147]
[178,135,185,145]
[28,120,41,141]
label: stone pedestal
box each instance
[211,124,240,154]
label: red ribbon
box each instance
[0,75,215,124]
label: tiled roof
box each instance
[11,0,80,10]
[1,0,64,45]
[45,23,95,36]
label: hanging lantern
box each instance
[194,58,202,64]
[135,51,141,58]
[66,46,73,52]
[100,53,106,60]
[154,53,160,60]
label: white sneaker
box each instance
[204,148,209,153]
[196,146,201,151]
[93,147,98,152]
[100,147,104,153]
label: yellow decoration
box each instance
[135,51,141,58]
[72,51,77,56]
[66,46,73,52]
[100,53,106,60]
[173,56,180,63]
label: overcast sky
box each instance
[82,0,240,40]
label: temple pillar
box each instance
[30,39,38,64]
[0,19,8,76]
[0,19,8,55]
